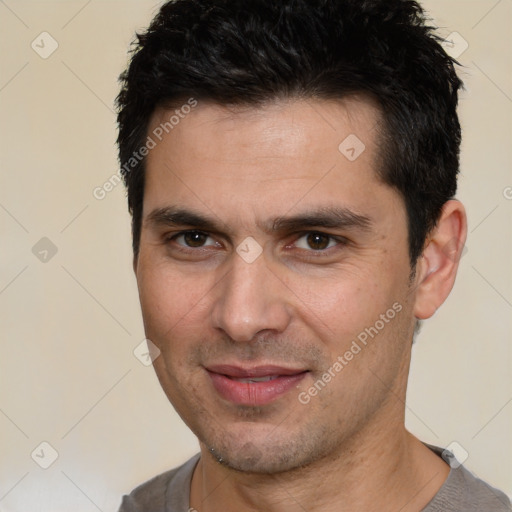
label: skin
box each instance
[134,97,467,511]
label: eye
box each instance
[294,232,339,251]
[171,231,217,248]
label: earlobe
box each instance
[413,200,467,320]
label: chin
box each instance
[208,444,303,474]
[202,426,334,475]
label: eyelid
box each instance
[165,229,348,253]
[288,231,348,249]
[167,230,219,247]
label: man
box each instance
[116,0,511,510]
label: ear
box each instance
[413,200,467,320]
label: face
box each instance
[135,98,419,473]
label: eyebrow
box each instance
[145,207,224,234]
[145,205,373,235]
[269,207,373,234]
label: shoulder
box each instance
[117,453,200,512]
[424,445,511,512]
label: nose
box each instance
[211,251,292,343]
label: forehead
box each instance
[142,97,400,228]
[147,96,382,168]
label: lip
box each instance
[206,364,308,406]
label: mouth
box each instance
[205,364,309,406]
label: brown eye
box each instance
[295,231,336,251]
[302,232,333,250]
[177,231,212,248]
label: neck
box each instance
[190,415,449,512]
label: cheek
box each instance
[136,257,213,347]
[290,270,391,347]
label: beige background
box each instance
[0,1,511,510]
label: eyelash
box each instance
[165,230,347,256]
[166,231,218,250]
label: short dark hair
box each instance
[116,0,463,264]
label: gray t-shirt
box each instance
[118,446,511,511]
